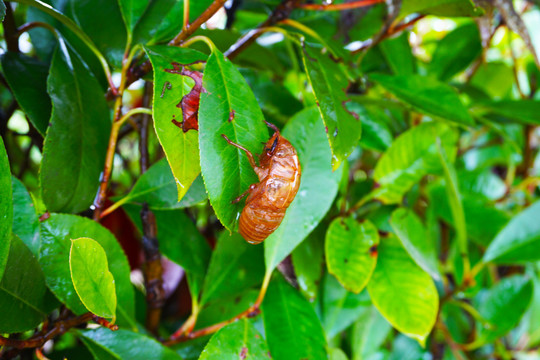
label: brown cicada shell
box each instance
[222,121,301,244]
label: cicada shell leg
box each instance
[221,134,258,169]
[232,184,256,204]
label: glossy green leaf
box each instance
[196,289,258,330]
[291,224,325,301]
[66,0,127,68]
[476,275,533,342]
[322,273,371,339]
[367,235,439,346]
[351,306,392,360]
[262,276,327,360]
[474,100,540,125]
[0,234,58,333]
[79,328,182,359]
[326,217,379,293]
[123,204,211,297]
[390,208,439,280]
[264,107,343,271]
[0,136,12,280]
[70,238,117,320]
[437,141,468,258]
[113,158,207,211]
[373,121,458,203]
[118,0,149,34]
[11,177,40,257]
[1,52,51,135]
[200,232,264,306]
[429,186,509,247]
[400,0,483,17]
[347,102,393,152]
[198,47,268,231]
[483,200,540,264]
[370,73,474,126]
[429,23,481,81]
[145,45,207,202]
[301,44,361,170]
[379,32,416,76]
[199,319,270,359]
[41,41,111,214]
[40,214,135,328]
[132,0,214,44]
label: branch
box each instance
[0,313,117,350]
[164,272,272,346]
[3,2,20,52]
[224,0,303,60]
[169,0,226,46]
[351,14,424,54]
[141,204,165,334]
[297,0,385,11]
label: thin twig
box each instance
[16,21,58,38]
[170,0,226,46]
[297,0,385,11]
[351,14,425,54]
[165,272,272,345]
[0,313,117,350]
[224,0,304,59]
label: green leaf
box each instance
[11,177,40,257]
[473,100,540,125]
[41,41,111,213]
[0,136,12,280]
[66,0,127,68]
[367,235,439,346]
[326,217,379,293]
[390,208,440,280]
[429,23,482,81]
[0,1,5,21]
[144,45,207,202]
[262,276,327,360]
[199,319,270,359]
[118,0,149,34]
[79,328,182,359]
[483,200,540,264]
[373,121,458,203]
[291,224,325,301]
[476,275,533,342]
[113,158,207,211]
[40,214,135,328]
[264,107,343,272]
[196,289,258,330]
[0,235,58,333]
[428,183,510,247]
[1,52,51,135]
[437,141,468,258]
[322,273,371,339]
[379,32,416,76]
[198,47,269,231]
[400,0,483,17]
[370,73,474,126]
[301,44,361,170]
[123,204,211,297]
[348,102,393,152]
[70,238,117,320]
[200,232,264,306]
[351,306,392,360]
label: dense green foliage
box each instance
[1,0,540,359]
